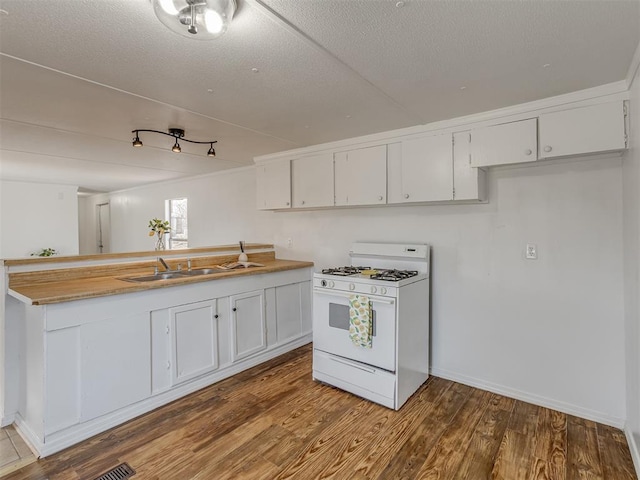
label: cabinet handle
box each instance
[233,307,237,312]
[544,145,552,153]
[214,314,219,319]
[301,200,305,205]
[378,195,383,201]
[286,202,290,206]
[166,361,171,370]
[524,149,532,156]
[404,194,410,199]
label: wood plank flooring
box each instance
[4,345,636,480]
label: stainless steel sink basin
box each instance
[119,272,189,283]
[181,268,225,276]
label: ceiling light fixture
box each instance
[131,128,217,157]
[152,0,236,40]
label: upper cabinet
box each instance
[334,145,387,206]
[254,98,627,210]
[256,159,291,210]
[453,131,487,202]
[388,133,453,203]
[538,101,626,159]
[292,153,335,208]
[470,118,538,167]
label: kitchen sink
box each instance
[181,268,225,276]
[119,272,190,283]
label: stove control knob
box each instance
[328,280,335,288]
[370,286,377,294]
[349,283,355,291]
[380,287,387,295]
[321,280,327,287]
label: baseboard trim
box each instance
[16,336,312,458]
[430,366,625,428]
[625,425,640,477]
[1,413,15,428]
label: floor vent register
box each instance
[93,462,136,480]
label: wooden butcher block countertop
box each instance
[8,252,313,306]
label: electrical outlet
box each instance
[287,238,293,248]
[526,243,537,260]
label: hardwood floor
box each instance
[4,345,636,480]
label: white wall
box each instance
[0,181,79,258]
[623,56,640,465]
[83,154,627,426]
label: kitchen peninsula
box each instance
[3,244,313,457]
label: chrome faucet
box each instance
[157,257,171,273]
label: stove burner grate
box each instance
[321,266,370,276]
[369,269,419,281]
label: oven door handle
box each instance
[313,288,395,305]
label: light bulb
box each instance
[172,140,181,153]
[158,0,179,15]
[205,10,223,34]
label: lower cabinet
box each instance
[230,290,267,362]
[23,270,312,456]
[170,299,220,386]
[273,281,312,344]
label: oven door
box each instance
[312,288,396,371]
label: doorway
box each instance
[96,202,110,254]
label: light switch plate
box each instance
[526,243,537,259]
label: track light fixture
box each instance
[131,128,217,156]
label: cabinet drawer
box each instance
[313,349,395,400]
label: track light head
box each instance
[172,140,182,153]
[207,144,216,157]
[132,132,143,147]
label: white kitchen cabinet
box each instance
[334,145,387,206]
[273,281,312,344]
[453,131,487,202]
[388,133,453,203]
[230,290,266,361]
[13,265,313,457]
[538,101,626,159]
[470,118,537,167]
[79,312,151,423]
[291,153,334,208]
[169,300,220,386]
[256,159,291,210]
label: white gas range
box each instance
[312,242,430,410]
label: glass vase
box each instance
[155,234,166,251]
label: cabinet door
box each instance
[275,283,303,343]
[538,101,626,159]
[400,134,453,202]
[256,159,291,210]
[291,153,334,208]
[334,145,387,206]
[453,131,487,202]
[80,312,151,422]
[170,300,219,386]
[470,118,537,167]
[230,290,266,361]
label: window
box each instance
[166,198,188,249]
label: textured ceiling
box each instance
[0,0,638,192]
